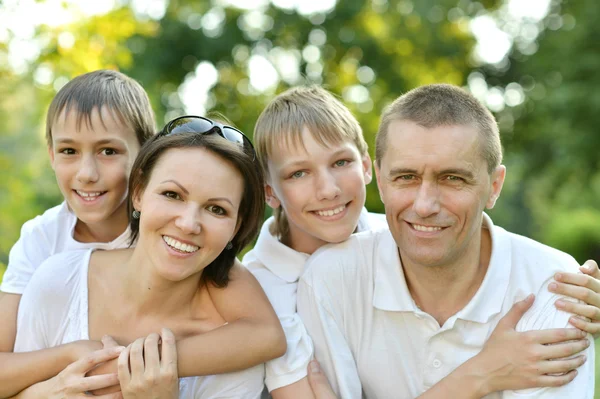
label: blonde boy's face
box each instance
[265,126,372,254]
[49,105,140,239]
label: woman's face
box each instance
[133,147,244,282]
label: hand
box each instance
[41,346,124,399]
[87,336,123,396]
[474,294,589,394]
[307,360,337,399]
[549,259,600,337]
[118,328,179,399]
[66,339,103,363]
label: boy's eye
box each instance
[333,159,350,167]
[100,148,118,156]
[58,148,76,155]
[207,205,226,216]
[162,191,181,200]
[290,170,306,179]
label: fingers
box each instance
[555,300,599,322]
[143,333,161,378]
[524,327,586,345]
[497,294,535,329]
[102,335,120,349]
[67,346,124,374]
[117,344,132,388]
[568,316,600,336]
[160,328,178,377]
[535,370,578,388]
[537,355,587,376]
[536,337,590,360]
[95,392,124,399]
[580,260,599,278]
[72,373,120,392]
[549,282,599,308]
[129,337,146,378]
[307,360,337,399]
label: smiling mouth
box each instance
[74,190,106,201]
[314,204,347,217]
[410,223,444,232]
[162,235,200,253]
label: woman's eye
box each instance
[101,148,118,156]
[207,205,226,216]
[163,191,181,200]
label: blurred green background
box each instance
[0,0,598,393]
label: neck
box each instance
[402,227,492,327]
[119,242,202,318]
[74,206,128,244]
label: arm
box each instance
[550,259,600,336]
[296,277,362,399]
[175,261,285,376]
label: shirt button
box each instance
[432,359,442,368]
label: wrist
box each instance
[455,358,492,398]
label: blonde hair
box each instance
[254,86,367,238]
[46,69,156,147]
[376,84,502,173]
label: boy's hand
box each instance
[307,360,337,399]
[550,260,600,337]
[42,346,124,399]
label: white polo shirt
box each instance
[243,209,387,391]
[1,202,131,294]
[297,213,594,399]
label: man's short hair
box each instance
[375,84,502,173]
[45,69,156,147]
[254,85,368,238]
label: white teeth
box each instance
[162,236,199,253]
[76,191,104,201]
[412,224,443,232]
[316,205,346,217]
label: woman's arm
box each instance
[177,261,285,376]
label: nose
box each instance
[175,205,202,235]
[76,154,100,184]
[413,182,441,218]
[315,170,341,201]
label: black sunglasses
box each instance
[159,115,255,159]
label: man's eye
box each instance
[398,175,415,180]
[445,175,464,182]
[163,191,181,200]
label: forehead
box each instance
[150,147,243,193]
[268,126,359,165]
[52,105,137,144]
[381,120,485,172]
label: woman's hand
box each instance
[36,346,124,399]
[549,259,600,337]
[473,294,589,395]
[118,328,179,399]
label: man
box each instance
[296,84,595,398]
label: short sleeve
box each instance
[1,218,53,294]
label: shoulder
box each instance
[358,211,388,232]
[27,249,91,294]
[19,202,72,237]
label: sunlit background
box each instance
[1,0,599,392]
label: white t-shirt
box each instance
[14,249,264,399]
[297,213,595,399]
[243,209,387,391]
[1,202,130,294]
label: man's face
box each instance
[375,120,505,269]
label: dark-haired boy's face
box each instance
[49,105,140,241]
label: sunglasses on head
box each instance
[159,115,255,160]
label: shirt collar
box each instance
[372,213,512,323]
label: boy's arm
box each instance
[176,261,286,376]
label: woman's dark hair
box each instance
[127,131,265,287]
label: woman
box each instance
[14,117,273,398]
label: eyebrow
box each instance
[159,180,235,206]
[53,138,125,146]
[281,148,357,169]
[388,167,476,180]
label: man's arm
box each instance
[297,277,362,399]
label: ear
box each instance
[361,153,373,185]
[132,186,143,213]
[264,183,281,209]
[374,159,384,205]
[485,165,506,209]
[47,145,55,170]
